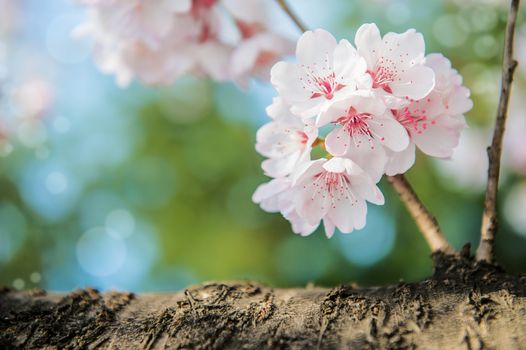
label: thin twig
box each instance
[275,0,308,33]
[387,175,454,254]
[477,0,520,263]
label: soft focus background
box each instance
[1,0,526,292]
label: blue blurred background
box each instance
[1,0,526,292]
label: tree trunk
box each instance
[1,254,526,350]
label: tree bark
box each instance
[1,254,526,350]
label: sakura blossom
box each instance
[321,95,408,182]
[270,29,371,119]
[0,0,53,156]
[355,23,435,104]
[290,157,384,237]
[385,53,472,175]
[77,0,294,87]
[256,98,317,178]
[252,177,318,236]
[254,25,471,238]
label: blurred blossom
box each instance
[504,182,526,237]
[76,0,294,87]
[14,79,54,118]
[0,16,55,155]
[434,127,490,191]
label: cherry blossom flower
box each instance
[271,29,371,119]
[223,0,294,86]
[385,53,472,175]
[253,157,384,237]
[230,32,295,87]
[321,95,408,181]
[256,98,317,178]
[252,177,318,236]
[290,157,384,237]
[77,0,294,87]
[355,23,435,104]
[254,25,471,238]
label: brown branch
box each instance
[4,273,526,349]
[275,0,308,33]
[477,0,520,263]
[387,175,454,254]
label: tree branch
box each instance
[3,266,526,350]
[477,0,520,263]
[275,0,308,33]
[387,175,454,254]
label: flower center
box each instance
[369,57,399,93]
[300,57,345,100]
[394,102,432,135]
[311,171,355,208]
[334,108,384,149]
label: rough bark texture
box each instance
[1,254,526,350]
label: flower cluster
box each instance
[253,25,473,238]
[76,0,294,87]
[0,0,53,156]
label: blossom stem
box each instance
[387,175,453,254]
[275,0,308,33]
[477,0,520,263]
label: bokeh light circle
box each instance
[106,209,136,239]
[45,171,69,195]
[76,227,127,277]
[46,13,93,64]
[333,206,395,267]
